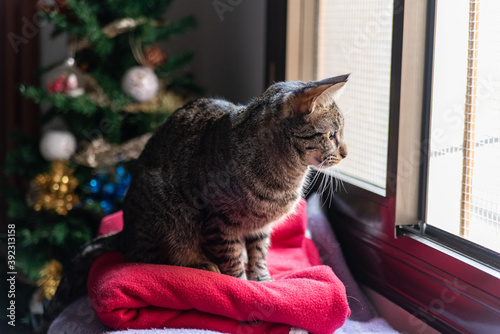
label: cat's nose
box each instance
[339,145,348,159]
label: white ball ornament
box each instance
[121,66,160,102]
[40,130,77,161]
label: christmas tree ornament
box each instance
[37,0,72,14]
[46,57,85,97]
[54,0,70,12]
[121,35,163,103]
[36,0,53,13]
[31,161,79,215]
[121,66,160,102]
[84,163,132,214]
[36,259,63,300]
[40,130,77,161]
[72,133,152,168]
[144,45,168,67]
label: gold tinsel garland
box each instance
[37,259,63,300]
[28,161,79,215]
[74,17,147,52]
[122,90,185,113]
[72,133,152,168]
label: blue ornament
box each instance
[102,182,115,197]
[116,165,126,177]
[100,200,113,214]
[89,178,101,194]
[84,163,132,214]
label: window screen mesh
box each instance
[315,0,395,192]
[427,0,500,253]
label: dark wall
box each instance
[167,0,267,104]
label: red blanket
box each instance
[88,200,350,334]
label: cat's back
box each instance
[168,98,238,131]
[137,97,239,168]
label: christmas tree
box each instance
[2,0,197,330]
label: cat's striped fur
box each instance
[38,74,349,333]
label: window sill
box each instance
[327,195,500,333]
[399,226,500,281]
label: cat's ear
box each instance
[290,74,349,115]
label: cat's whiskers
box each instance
[335,166,348,194]
[328,172,336,208]
[317,163,349,208]
[318,160,332,208]
[329,173,335,207]
[322,172,333,208]
[330,166,347,195]
[303,162,327,197]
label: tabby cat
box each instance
[38,74,349,333]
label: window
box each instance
[267,0,500,332]
[426,0,500,253]
[285,0,500,258]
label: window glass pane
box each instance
[315,0,394,193]
[427,0,500,253]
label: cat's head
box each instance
[260,74,349,169]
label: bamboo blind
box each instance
[460,0,480,237]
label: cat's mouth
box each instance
[307,154,343,168]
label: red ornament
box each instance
[47,73,80,94]
[46,58,85,96]
[36,0,76,23]
[48,76,68,93]
[144,45,168,68]
[53,0,70,14]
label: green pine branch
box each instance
[3,132,49,179]
[168,74,203,95]
[142,16,197,44]
[157,50,195,75]
[48,0,113,55]
[21,85,100,116]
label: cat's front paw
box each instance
[256,277,274,282]
[247,270,273,282]
[193,261,221,274]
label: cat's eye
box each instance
[328,131,336,140]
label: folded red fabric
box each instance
[88,200,350,334]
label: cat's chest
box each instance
[219,187,301,232]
